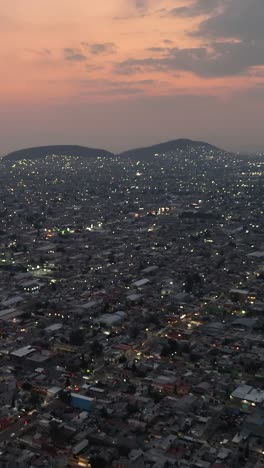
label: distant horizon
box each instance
[1,1,264,156]
[2,137,264,158]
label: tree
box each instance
[126,384,136,394]
[129,325,140,340]
[102,302,110,313]
[69,329,84,346]
[146,313,161,327]
[127,403,138,415]
[30,389,41,405]
[90,340,103,355]
[108,253,115,264]
[65,376,71,388]
[20,312,31,321]
[80,353,86,367]
[119,355,127,364]
[58,389,71,404]
[22,382,32,392]
[90,456,107,468]
[161,345,171,357]
[66,360,80,372]
[49,420,63,444]
[100,407,108,418]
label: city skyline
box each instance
[1,0,264,154]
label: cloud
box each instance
[82,42,117,55]
[78,78,155,90]
[168,0,221,18]
[115,41,264,77]
[113,0,151,19]
[77,78,156,97]
[250,68,264,78]
[79,87,145,97]
[115,57,168,75]
[147,47,168,53]
[116,0,264,78]
[63,48,87,62]
[243,82,264,98]
[193,0,264,41]
[133,0,149,12]
[24,48,52,59]
[85,64,104,72]
[36,48,52,57]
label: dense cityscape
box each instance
[0,142,263,467]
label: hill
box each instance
[119,138,226,160]
[3,139,232,163]
[4,145,115,161]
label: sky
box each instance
[1,0,264,154]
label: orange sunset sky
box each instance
[1,0,264,154]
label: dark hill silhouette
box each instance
[4,145,115,161]
[3,139,231,162]
[119,139,226,160]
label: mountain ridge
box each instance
[3,139,230,162]
[4,145,115,161]
[118,138,224,160]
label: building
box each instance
[70,393,94,411]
